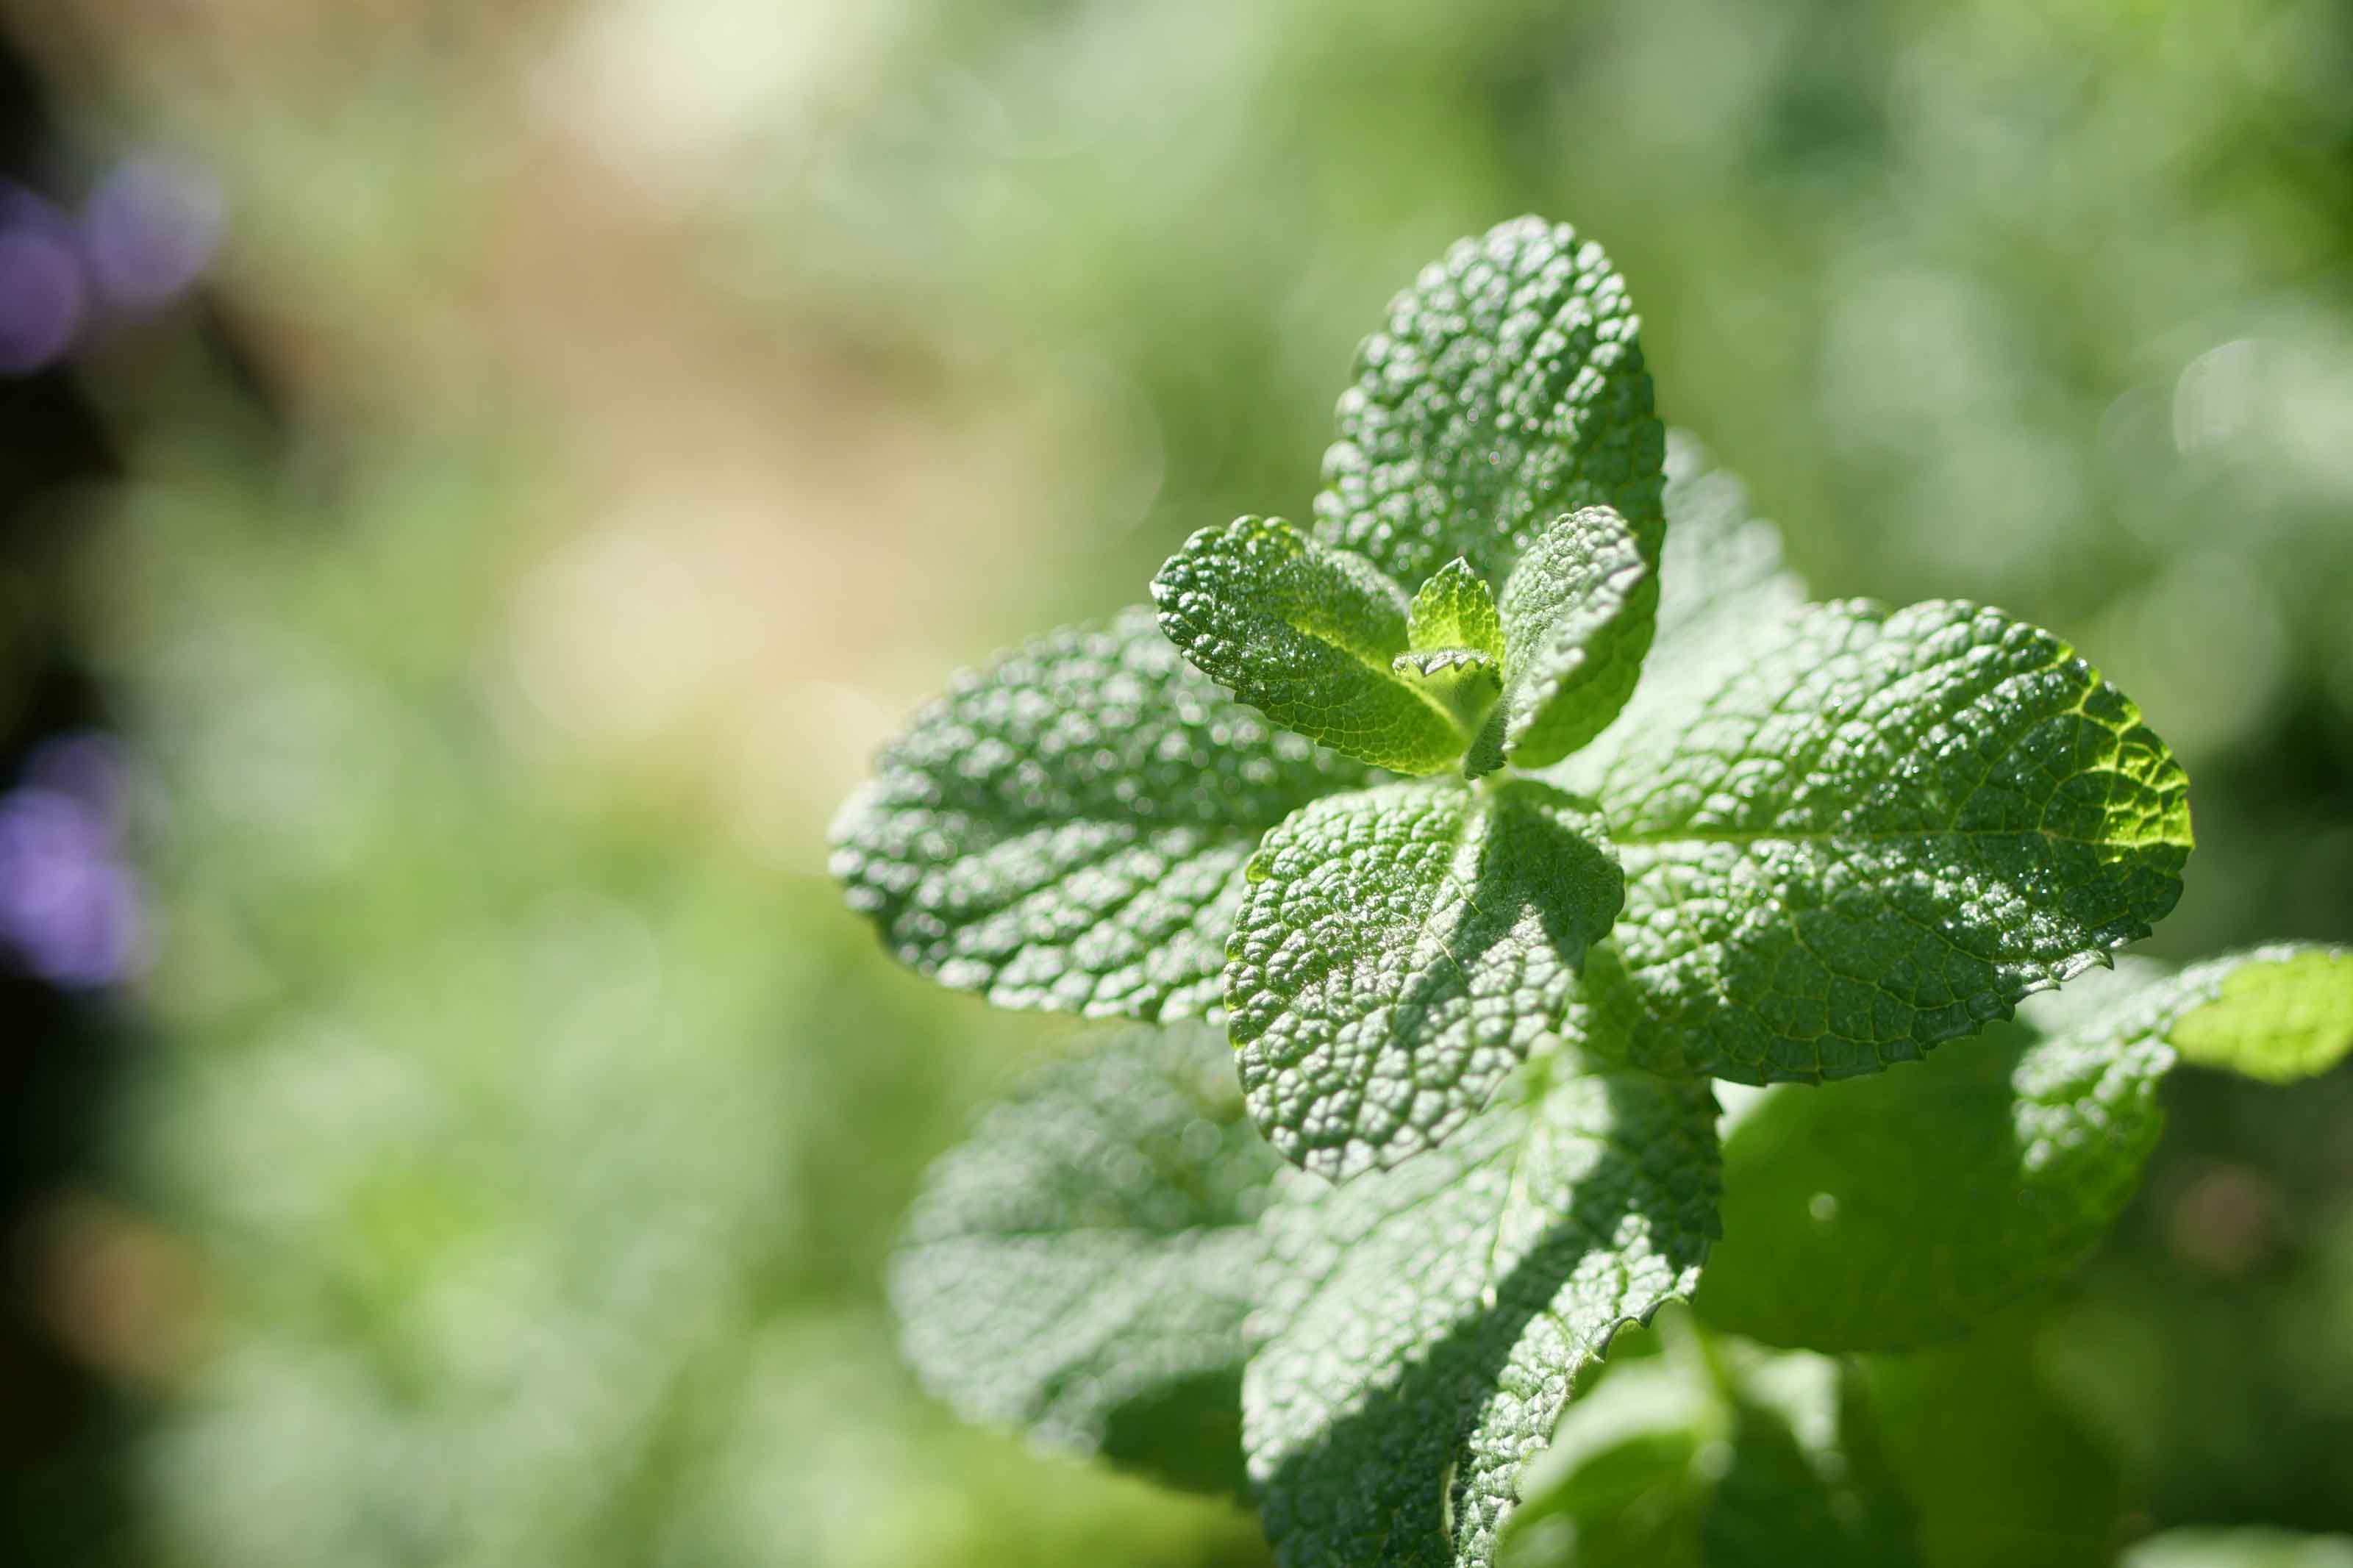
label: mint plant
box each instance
[833,217,2353,1567]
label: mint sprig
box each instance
[838,216,2335,1568]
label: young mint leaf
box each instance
[1245,1059,1721,1568]
[890,1021,1282,1495]
[1316,216,1666,589]
[1227,777,1624,1178]
[1154,515,1471,774]
[832,606,1370,1020]
[1410,558,1506,659]
[1490,505,1658,771]
[1556,598,2193,1082]
[1696,945,2352,1353]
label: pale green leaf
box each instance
[1245,1059,1721,1568]
[1556,598,2193,1083]
[1491,506,1658,772]
[1696,945,2350,1353]
[2126,1531,2353,1568]
[1315,216,1667,589]
[1154,515,1469,774]
[832,606,1370,1020]
[890,1021,1282,1494]
[1228,776,1625,1178]
[2166,943,2353,1082]
[1411,557,1506,659]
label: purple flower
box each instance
[0,734,143,989]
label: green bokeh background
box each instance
[1,0,2349,1561]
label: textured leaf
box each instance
[1228,777,1625,1178]
[832,606,1370,1020]
[1697,945,2352,1353]
[1154,515,1468,774]
[1557,597,2193,1083]
[1244,1057,1720,1568]
[1315,216,1667,590]
[1411,557,1507,659]
[890,1022,1282,1493]
[1488,506,1658,773]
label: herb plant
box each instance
[832,218,2353,1567]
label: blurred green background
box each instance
[0,0,2348,1562]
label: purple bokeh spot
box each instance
[82,155,221,312]
[0,734,143,989]
[0,224,85,374]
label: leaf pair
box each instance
[1150,505,1657,780]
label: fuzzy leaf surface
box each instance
[1154,515,1468,774]
[1228,777,1624,1178]
[832,606,1369,1020]
[1246,1061,1720,1568]
[1489,505,1657,772]
[890,1022,1281,1493]
[1410,557,1507,659]
[1315,216,1666,589]
[1698,945,2352,1353]
[1557,598,2193,1083]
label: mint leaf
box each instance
[2165,942,2353,1082]
[1316,216,1666,589]
[1489,505,1658,772]
[890,1022,1282,1494]
[832,606,1370,1020]
[1410,557,1507,659]
[1228,777,1625,1178]
[1246,1059,1720,1568]
[1696,945,2352,1353]
[1154,515,1470,774]
[1557,598,2193,1082]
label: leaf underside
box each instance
[1488,505,1659,773]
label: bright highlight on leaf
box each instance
[1560,597,2194,1083]
[1409,556,1507,659]
[1154,515,1474,774]
[1488,504,1657,773]
[1227,776,1624,1178]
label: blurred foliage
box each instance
[0,0,2346,1561]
